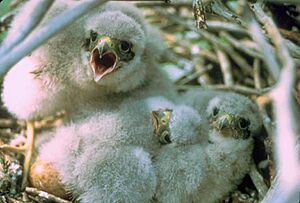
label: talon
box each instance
[0,121,35,190]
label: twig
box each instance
[154,8,254,75]
[214,45,234,86]
[206,21,247,34]
[220,31,262,59]
[199,50,218,63]
[243,3,280,82]
[279,29,300,46]
[176,64,212,85]
[253,58,262,89]
[0,0,110,76]
[25,187,72,203]
[208,0,246,27]
[262,0,300,4]
[284,39,300,60]
[177,84,271,95]
[0,0,54,57]
[245,1,300,203]
[249,163,269,200]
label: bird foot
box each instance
[0,121,35,190]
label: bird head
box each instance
[151,109,173,144]
[82,10,147,91]
[206,93,262,139]
[86,35,135,82]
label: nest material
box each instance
[0,0,300,203]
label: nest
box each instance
[0,0,299,202]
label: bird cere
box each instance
[0,0,297,203]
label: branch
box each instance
[243,3,280,82]
[177,84,271,95]
[262,0,300,4]
[242,1,300,203]
[214,45,234,86]
[0,0,110,76]
[25,187,72,203]
[0,0,54,57]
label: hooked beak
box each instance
[210,113,250,139]
[211,113,236,137]
[90,36,119,82]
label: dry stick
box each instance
[199,50,218,63]
[214,45,234,86]
[248,2,300,203]
[245,9,279,83]
[154,8,254,76]
[0,129,13,137]
[249,163,269,200]
[26,187,72,203]
[0,0,54,57]
[220,31,262,59]
[253,58,262,89]
[284,39,300,60]
[176,64,213,85]
[0,0,111,76]
[250,58,270,201]
[177,84,271,95]
[262,0,300,3]
[206,21,248,34]
[209,0,246,27]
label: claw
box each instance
[0,121,35,190]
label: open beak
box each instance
[90,36,119,82]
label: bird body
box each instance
[1,1,178,202]
[1,1,263,202]
[155,90,262,203]
[2,0,176,120]
[36,95,207,202]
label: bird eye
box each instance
[238,118,250,129]
[90,30,98,42]
[161,118,167,125]
[119,41,131,53]
[212,107,219,117]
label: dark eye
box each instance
[212,107,219,117]
[90,30,98,42]
[238,118,250,129]
[119,41,131,53]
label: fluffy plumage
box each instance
[155,91,262,203]
[2,0,176,120]
[2,1,179,202]
[37,96,207,202]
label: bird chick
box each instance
[151,105,207,146]
[155,92,262,203]
[34,95,206,203]
[2,0,176,120]
[1,1,177,201]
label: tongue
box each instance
[90,49,117,78]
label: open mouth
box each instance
[90,48,117,81]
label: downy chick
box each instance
[2,1,176,120]
[1,1,177,202]
[36,96,206,202]
[155,91,262,203]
